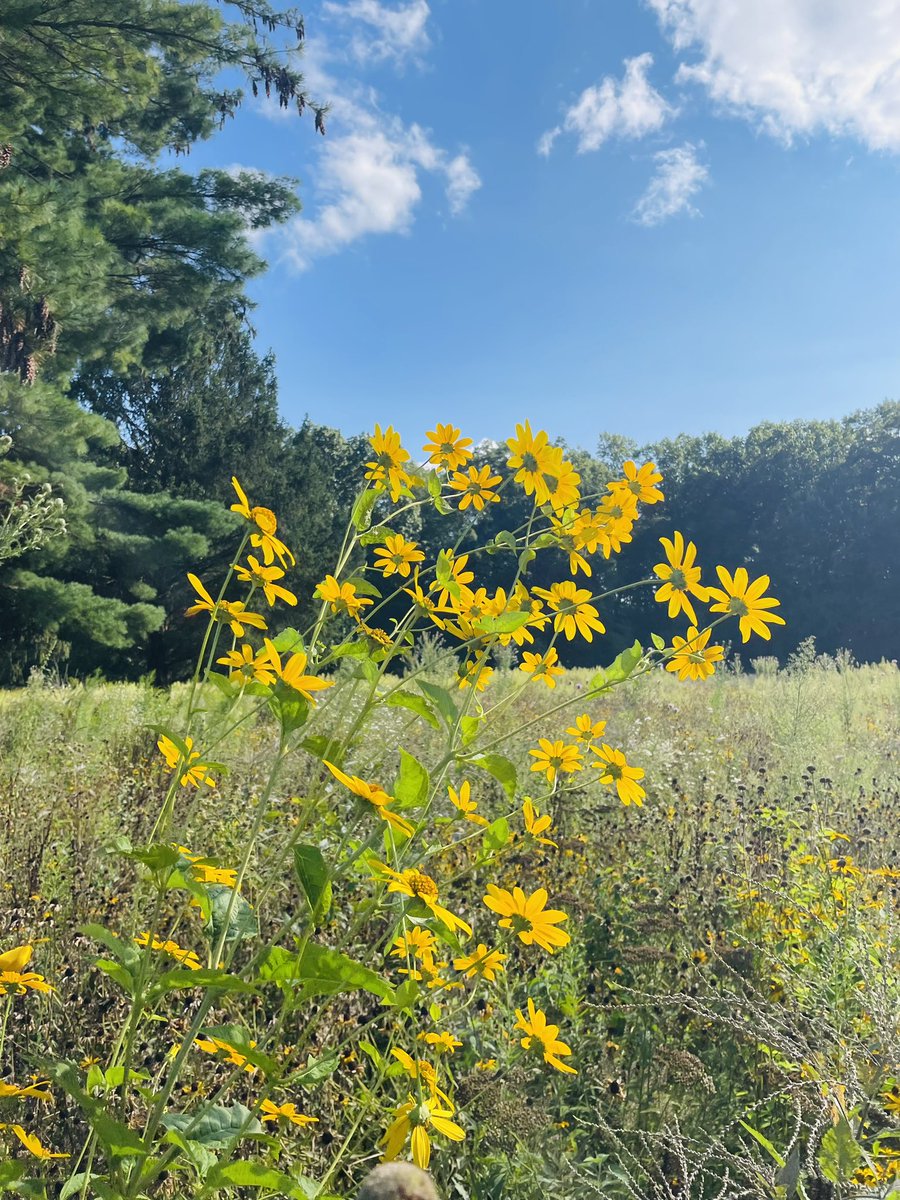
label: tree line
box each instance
[0,2,897,683]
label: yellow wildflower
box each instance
[373,534,425,579]
[449,464,503,511]
[653,532,709,624]
[514,997,577,1074]
[230,477,295,567]
[10,1125,69,1158]
[324,761,414,838]
[316,575,373,620]
[483,885,570,953]
[666,626,724,681]
[608,460,664,505]
[259,639,333,704]
[523,798,558,847]
[157,734,217,789]
[519,647,565,688]
[423,424,473,471]
[448,780,488,826]
[706,567,786,642]
[591,744,646,806]
[565,713,606,745]
[365,424,413,501]
[529,739,583,784]
[532,581,605,641]
[506,420,558,505]
[373,862,472,936]
[380,1095,464,1170]
[234,556,297,607]
[259,1099,318,1127]
[185,574,267,638]
[453,944,507,982]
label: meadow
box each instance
[1,644,897,1198]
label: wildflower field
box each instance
[0,423,897,1200]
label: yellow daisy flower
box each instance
[607,460,664,505]
[565,713,606,745]
[230,477,295,567]
[448,780,488,826]
[529,739,583,784]
[423,423,473,471]
[665,626,724,681]
[373,534,425,579]
[234,555,297,608]
[506,420,558,505]
[324,761,414,838]
[453,944,507,981]
[482,885,570,953]
[259,639,334,704]
[380,1095,465,1170]
[10,1125,69,1158]
[365,424,413,501]
[532,581,605,641]
[449,464,503,511]
[373,862,472,936]
[185,574,267,638]
[157,735,217,789]
[519,647,565,688]
[316,575,373,619]
[591,744,646,806]
[706,567,786,642]
[514,997,577,1074]
[653,532,709,624]
[259,1099,318,1127]
[523,798,557,847]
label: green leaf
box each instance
[459,715,481,746]
[60,1176,104,1200]
[271,627,304,654]
[161,1102,261,1147]
[0,1165,24,1189]
[589,639,643,693]
[739,1121,786,1168]
[301,734,345,764]
[475,611,533,635]
[291,1052,340,1087]
[206,885,258,944]
[359,525,398,545]
[650,632,666,651]
[492,530,518,551]
[207,1162,308,1194]
[818,1118,862,1184]
[469,753,518,800]
[351,488,380,533]
[345,575,382,599]
[90,1112,153,1158]
[434,550,461,599]
[268,690,309,734]
[116,842,181,874]
[482,817,510,852]
[258,943,394,1004]
[392,978,420,1011]
[94,958,135,996]
[148,968,257,1002]
[393,749,429,808]
[518,548,536,573]
[417,680,459,727]
[293,845,332,921]
[386,690,440,730]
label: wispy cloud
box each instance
[632,142,709,226]
[278,116,479,268]
[539,53,671,155]
[322,0,431,68]
[648,0,900,151]
[250,5,480,268]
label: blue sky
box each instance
[191,0,900,451]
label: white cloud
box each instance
[273,104,480,269]
[648,0,900,151]
[251,26,479,269]
[633,142,709,225]
[322,0,430,67]
[540,53,671,155]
